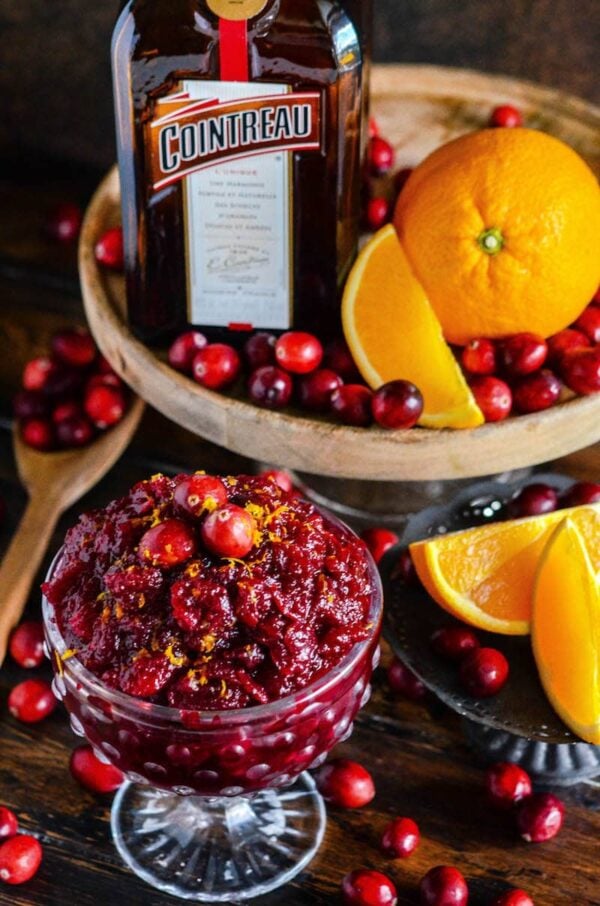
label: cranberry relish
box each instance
[43,473,374,711]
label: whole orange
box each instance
[394,128,600,346]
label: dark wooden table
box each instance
[1,175,600,906]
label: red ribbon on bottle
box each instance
[219,18,250,81]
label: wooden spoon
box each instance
[0,396,145,666]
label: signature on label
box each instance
[207,246,270,275]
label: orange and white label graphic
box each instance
[207,0,269,20]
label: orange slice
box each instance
[410,504,600,635]
[342,225,484,429]
[532,518,600,744]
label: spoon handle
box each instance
[0,494,62,667]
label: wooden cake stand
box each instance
[79,65,600,522]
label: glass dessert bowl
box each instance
[42,472,382,901]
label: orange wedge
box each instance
[342,225,484,429]
[532,518,600,744]
[410,504,600,635]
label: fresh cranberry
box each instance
[298,369,344,412]
[430,627,480,662]
[500,333,547,377]
[43,365,85,400]
[341,869,397,906]
[70,745,124,793]
[513,369,561,413]
[84,384,126,428]
[574,305,600,343]
[547,328,590,366]
[492,891,534,906]
[394,167,414,196]
[192,344,241,390]
[372,380,424,429]
[244,332,277,369]
[97,355,117,375]
[560,347,600,395]
[0,809,18,841]
[13,390,48,421]
[508,483,558,518]
[331,385,373,427]
[22,356,57,392]
[470,376,512,421]
[21,418,55,452]
[387,657,427,702]
[315,759,375,809]
[368,117,380,139]
[261,470,294,493]
[9,622,45,669]
[51,328,96,368]
[52,400,82,424]
[138,519,197,568]
[247,366,292,409]
[8,679,57,723]
[562,481,600,507]
[369,136,395,176]
[381,817,420,858]
[517,793,564,843]
[420,866,469,906]
[201,505,256,559]
[0,835,43,885]
[46,201,82,243]
[56,416,95,448]
[168,331,208,374]
[323,338,360,381]
[461,338,497,376]
[364,197,391,232]
[275,331,323,375]
[86,372,123,392]
[95,226,124,270]
[460,647,509,698]
[486,762,532,809]
[174,474,227,518]
[361,527,399,565]
[490,104,523,127]
[391,549,418,584]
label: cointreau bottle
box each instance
[112,0,363,344]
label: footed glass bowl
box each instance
[42,550,382,902]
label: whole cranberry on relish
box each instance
[43,473,376,710]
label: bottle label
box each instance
[206,0,269,20]
[147,81,322,331]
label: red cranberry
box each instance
[261,470,294,493]
[369,136,395,176]
[517,792,564,843]
[547,328,590,366]
[298,369,344,412]
[490,104,523,127]
[9,622,45,669]
[368,117,380,139]
[244,332,276,369]
[364,197,391,232]
[21,418,55,452]
[51,328,96,368]
[381,817,420,858]
[56,416,95,448]
[562,481,600,507]
[70,745,124,793]
[341,869,397,906]
[275,331,323,375]
[247,366,293,409]
[560,347,600,395]
[0,809,18,841]
[87,372,123,392]
[360,527,399,565]
[95,226,124,270]
[430,627,480,662]
[193,344,241,390]
[168,331,208,374]
[43,365,85,400]
[508,483,558,517]
[394,167,414,196]
[331,385,373,427]
[420,866,469,906]
[46,201,82,243]
[201,505,256,559]
[0,835,43,885]
[13,390,48,421]
[486,762,532,809]
[8,679,57,723]
[52,400,82,424]
[97,354,117,375]
[461,338,497,376]
[513,369,561,413]
[574,305,600,343]
[323,338,360,381]
[174,474,227,518]
[138,519,197,568]
[387,657,427,702]
[22,356,57,392]
[470,376,512,422]
[492,891,534,906]
[460,647,509,698]
[84,384,126,428]
[315,759,375,809]
[500,333,547,377]
[372,380,424,429]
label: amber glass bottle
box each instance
[112,0,363,344]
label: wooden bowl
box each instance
[80,64,600,482]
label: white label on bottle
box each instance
[182,80,293,331]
